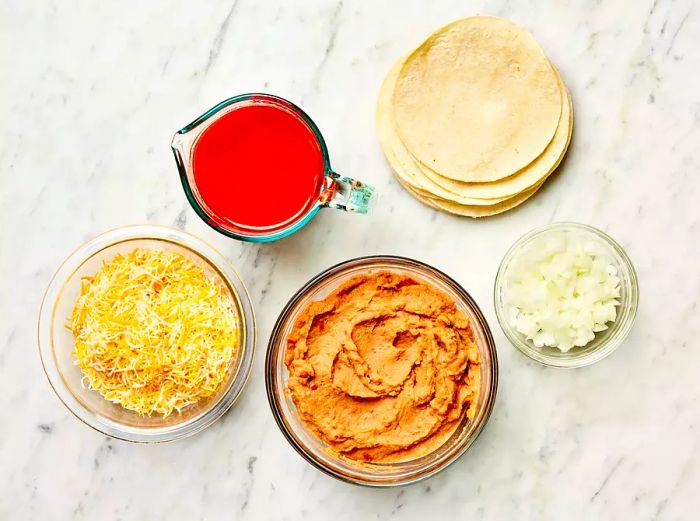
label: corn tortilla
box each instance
[419,76,573,199]
[377,56,573,203]
[376,57,511,206]
[392,16,562,182]
[392,166,543,218]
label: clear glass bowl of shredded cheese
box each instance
[38,225,256,442]
[494,223,638,368]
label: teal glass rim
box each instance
[172,93,333,243]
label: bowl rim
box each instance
[265,254,498,486]
[37,224,257,442]
[493,222,639,368]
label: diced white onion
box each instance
[504,232,621,352]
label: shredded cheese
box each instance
[68,248,239,417]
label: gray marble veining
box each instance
[1,0,698,519]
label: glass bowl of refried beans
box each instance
[265,256,498,486]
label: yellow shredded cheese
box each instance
[68,248,239,417]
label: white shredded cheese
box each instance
[504,232,621,352]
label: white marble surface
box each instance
[1,0,698,519]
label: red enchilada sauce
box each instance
[192,101,326,232]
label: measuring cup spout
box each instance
[171,130,195,154]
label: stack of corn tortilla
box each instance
[376,16,573,217]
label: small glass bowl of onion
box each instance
[494,223,638,368]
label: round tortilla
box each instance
[393,169,542,217]
[392,16,562,182]
[376,58,510,206]
[424,185,540,217]
[419,77,573,199]
[377,56,573,204]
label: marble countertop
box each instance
[2,0,698,519]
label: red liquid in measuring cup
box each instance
[192,101,326,232]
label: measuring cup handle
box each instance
[320,172,375,214]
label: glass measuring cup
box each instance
[171,94,374,242]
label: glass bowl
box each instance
[494,222,639,368]
[38,225,256,442]
[265,256,498,486]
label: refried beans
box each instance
[284,271,480,462]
